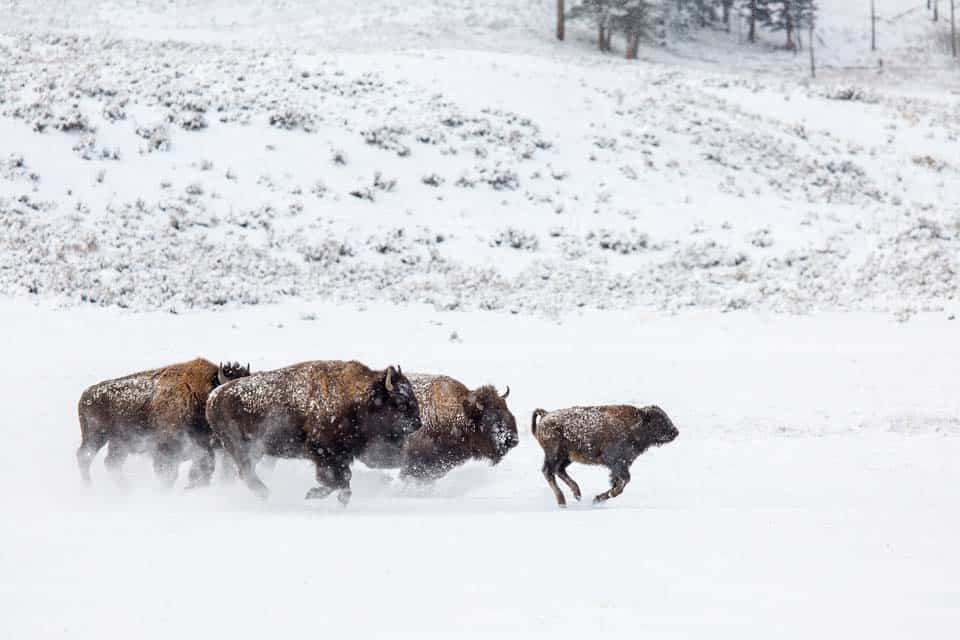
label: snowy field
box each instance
[3,301,960,637]
[2,0,960,637]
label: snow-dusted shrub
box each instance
[102,101,127,122]
[136,123,172,152]
[174,110,208,130]
[300,240,354,266]
[55,107,94,133]
[748,228,774,248]
[331,149,348,165]
[310,180,328,198]
[269,107,315,132]
[422,173,444,187]
[349,172,396,201]
[362,126,411,157]
[824,86,877,103]
[490,228,539,251]
[679,241,747,269]
[587,229,651,255]
[481,165,519,191]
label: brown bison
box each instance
[205,360,420,505]
[77,359,250,487]
[531,405,678,507]
[389,374,518,482]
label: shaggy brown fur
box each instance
[77,359,250,487]
[531,405,678,507]
[392,374,518,482]
[205,360,420,505]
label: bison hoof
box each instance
[305,486,332,500]
[337,489,352,507]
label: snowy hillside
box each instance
[1,0,958,315]
[2,1,959,638]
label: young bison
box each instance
[205,360,420,505]
[391,374,518,482]
[531,405,678,507]
[77,359,250,487]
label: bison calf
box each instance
[531,405,678,507]
[206,360,420,505]
[391,374,518,482]
[77,359,250,487]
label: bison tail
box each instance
[531,408,547,436]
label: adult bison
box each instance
[206,360,420,505]
[77,359,250,487]
[357,374,518,482]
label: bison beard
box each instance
[205,360,420,505]
[76,359,250,487]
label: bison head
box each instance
[463,385,518,463]
[636,405,679,447]
[217,361,251,385]
[361,365,422,446]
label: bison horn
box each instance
[385,366,395,392]
[501,386,510,400]
[218,364,228,385]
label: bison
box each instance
[531,405,678,507]
[205,360,420,505]
[383,374,518,482]
[77,359,250,487]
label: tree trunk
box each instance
[625,33,639,59]
[871,0,877,51]
[786,12,795,50]
[952,0,957,58]
[599,24,606,51]
[935,0,940,22]
[557,0,565,41]
[723,1,731,32]
[604,28,613,52]
[809,24,816,78]
[748,0,757,43]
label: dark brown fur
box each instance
[394,374,518,482]
[205,360,420,505]
[531,405,678,507]
[76,359,250,487]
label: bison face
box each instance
[639,405,679,447]
[363,366,422,445]
[464,386,519,463]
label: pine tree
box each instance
[765,1,816,49]
[569,0,617,51]
[739,0,771,43]
[611,0,659,58]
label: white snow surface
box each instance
[3,300,960,638]
[2,1,960,637]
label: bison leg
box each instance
[594,465,631,504]
[104,440,131,487]
[307,457,352,506]
[76,422,108,485]
[216,428,268,499]
[541,457,567,508]
[152,439,183,488]
[556,459,582,501]
[185,440,215,490]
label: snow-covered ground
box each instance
[2,1,959,637]
[3,300,960,637]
